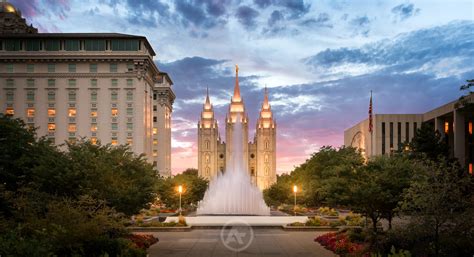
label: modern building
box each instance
[197,66,277,190]
[0,1,175,177]
[344,93,474,172]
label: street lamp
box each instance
[293,185,298,216]
[178,185,183,216]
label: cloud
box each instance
[304,21,474,80]
[349,15,371,36]
[391,3,420,22]
[268,10,283,27]
[236,6,260,29]
[175,0,229,29]
[10,0,71,28]
[300,13,332,28]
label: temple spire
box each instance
[263,85,269,109]
[204,86,212,110]
[232,64,241,102]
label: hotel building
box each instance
[0,2,175,177]
[344,94,474,172]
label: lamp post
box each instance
[178,185,183,216]
[293,185,298,216]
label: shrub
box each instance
[345,213,365,226]
[306,216,329,226]
[288,222,305,226]
[318,207,339,216]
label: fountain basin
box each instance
[164,216,309,227]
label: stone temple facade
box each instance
[197,66,277,190]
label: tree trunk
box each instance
[388,213,393,230]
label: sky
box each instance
[12,0,474,174]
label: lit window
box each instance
[153,139,158,145]
[111,108,118,117]
[469,122,473,135]
[126,108,133,115]
[110,63,118,72]
[153,128,158,135]
[153,150,158,157]
[90,79,97,87]
[111,91,118,101]
[5,107,14,116]
[27,64,34,73]
[111,139,118,145]
[90,109,98,117]
[91,91,97,102]
[90,64,97,73]
[47,64,55,73]
[6,79,14,87]
[127,123,133,130]
[126,91,133,101]
[6,64,13,73]
[48,108,56,117]
[444,121,449,134]
[68,91,76,101]
[91,137,97,145]
[68,64,76,73]
[68,108,76,117]
[48,123,56,132]
[48,91,55,101]
[6,91,14,101]
[126,79,133,87]
[111,123,118,130]
[205,154,210,163]
[91,123,98,132]
[48,79,55,87]
[470,163,473,175]
[111,79,118,87]
[26,91,35,101]
[68,124,76,132]
[27,79,35,87]
[27,108,35,117]
[265,167,269,175]
[127,138,133,145]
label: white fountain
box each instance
[196,114,270,216]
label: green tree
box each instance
[156,169,208,209]
[408,123,449,161]
[401,158,474,257]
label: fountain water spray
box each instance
[197,114,270,215]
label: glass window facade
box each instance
[44,40,60,51]
[84,40,106,51]
[25,40,41,51]
[65,40,80,51]
[47,64,55,72]
[110,63,117,72]
[89,64,97,73]
[4,39,21,51]
[111,40,139,51]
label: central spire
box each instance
[204,86,211,109]
[232,64,241,102]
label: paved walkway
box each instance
[146,229,337,257]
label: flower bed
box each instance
[127,234,159,250]
[315,232,366,256]
[136,221,187,227]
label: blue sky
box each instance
[12,0,474,173]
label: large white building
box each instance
[197,66,277,190]
[0,2,175,177]
[344,94,474,173]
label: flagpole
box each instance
[370,90,373,158]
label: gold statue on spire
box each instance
[235,64,239,74]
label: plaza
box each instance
[145,229,336,257]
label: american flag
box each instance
[369,91,373,133]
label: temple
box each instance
[197,66,277,190]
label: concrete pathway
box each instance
[146,229,338,257]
